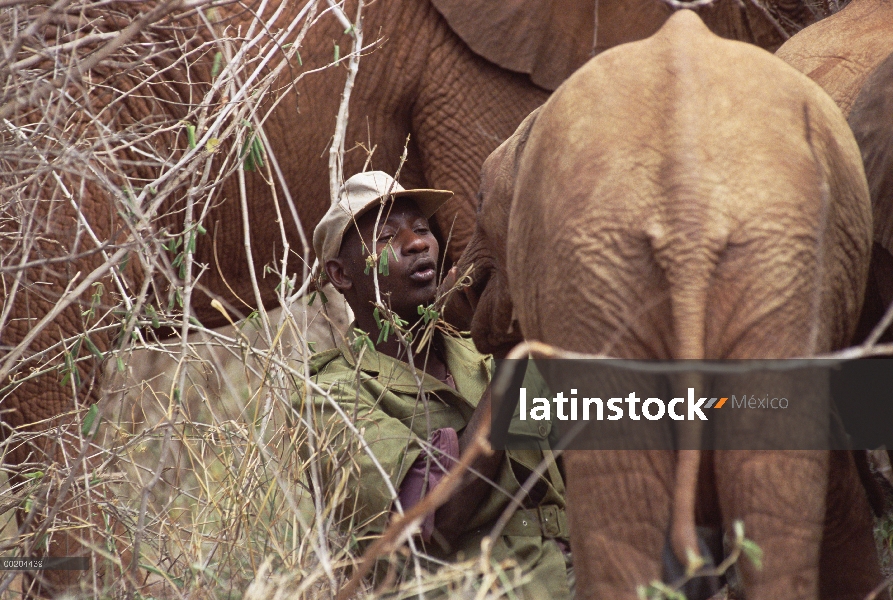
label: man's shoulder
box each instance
[307,347,352,379]
[441,330,489,363]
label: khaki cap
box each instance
[313,171,453,264]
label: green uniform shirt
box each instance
[294,330,572,599]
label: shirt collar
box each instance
[339,324,491,406]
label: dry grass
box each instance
[0,0,530,597]
[1,295,534,600]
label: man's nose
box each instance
[400,229,429,255]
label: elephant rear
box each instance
[496,10,877,600]
[509,10,871,361]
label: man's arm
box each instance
[433,383,504,548]
[298,378,428,536]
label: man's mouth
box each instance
[409,259,436,282]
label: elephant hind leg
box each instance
[564,450,674,600]
[715,450,826,600]
[819,450,882,600]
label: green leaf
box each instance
[351,328,374,354]
[418,304,439,324]
[116,356,125,372]
[378,244,389,276]
[307,291,317,306]
[91,282,104,303]
[60,348,80,387]
[637,582,686,600]
[376,321,391,345]
[146,304,160,329]
[184,122,196,149]
[242,135,258,171]
[318,290,328,304]
[297,51,302,66]
[333,42,340,62]
[164,236,182,252]
[252,135,264,168]
[83,335,104,360]
[740,539,764,570]
[196,223,207,235]
[169,288,184,309]
[22,471,44,480]
[211,51,223,79]
[82,404,100,437]
[364,255,374,275]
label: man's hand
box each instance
[438,265,478,331]
[433,383,504,548]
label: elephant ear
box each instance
[430,0,596,91]
[848,51,893,256]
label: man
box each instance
[298,171,571,598]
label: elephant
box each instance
[776,0,893,343]
[441,10,880,599]
[0,0,829,593]
[775,0,893,119]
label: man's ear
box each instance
[325,258,352,294]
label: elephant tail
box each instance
[667,293,710,575]
[671,441,703,575]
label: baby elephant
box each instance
[443,10,880,600]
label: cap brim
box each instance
[349,188,454,224]
[380,189,453,219]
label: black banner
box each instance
[491,358,893,450]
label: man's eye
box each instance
[415,227,430,235]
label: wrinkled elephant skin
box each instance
[447,11,880,600]
[0,0,832,593]
[777,0,893,344]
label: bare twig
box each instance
[328,0,364,204]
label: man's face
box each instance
[327,198,440,320]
